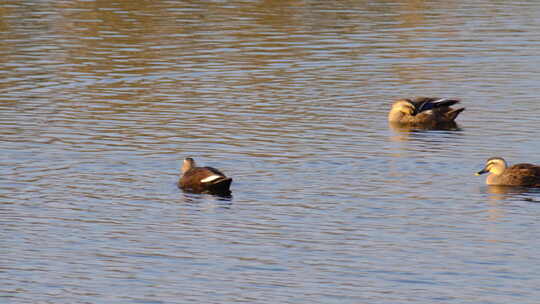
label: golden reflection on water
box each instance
[4,1,540,303]
[485,194,505,222]
[485,185,534,200]
[388,121,462,143]
[484,185,540,221]
[1,0,476,93]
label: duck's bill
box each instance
[475,168,488,176]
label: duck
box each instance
[388,97,465,127]
[178,157,233,195]
[475,157,540,186]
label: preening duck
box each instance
[388,97,465,127]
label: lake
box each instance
[2,0,540,303]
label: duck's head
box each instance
[389,99,417,118]
[476,157,507,176]
[182,157,196,173]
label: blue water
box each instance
[2,1,540,303]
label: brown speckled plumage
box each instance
[476,157,540,186]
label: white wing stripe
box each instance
[433,98,448,103]
[201,175,222,183]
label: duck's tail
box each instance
[206,177,233,194]
[446,107,465,121]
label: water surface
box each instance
[2,1,540,303]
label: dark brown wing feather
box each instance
[500,164,540,186]
[403,97,464,126]
[510,163,540,170]
[203,166,226,176]
[411,97,461,114]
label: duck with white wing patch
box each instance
[179,157,233,195]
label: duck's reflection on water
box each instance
[389,121,461,133]
[484,185,540,204]
[487,184,540,195]
[388,121,463,145]
[180,191,233,206]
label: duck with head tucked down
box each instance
[179,157,233,195]
[388,97,465,128]
[476,157,540,186]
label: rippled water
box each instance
[3,0,540,303]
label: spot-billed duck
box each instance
[388,97,465,127]
[476,157,540,186]
[179,158,232,195]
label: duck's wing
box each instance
[193,167,226,182]
[503,164,540,186]
[412,97,461,113]
[180,166,232,193]
[510,163,540,170]
[181,167,221,185]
